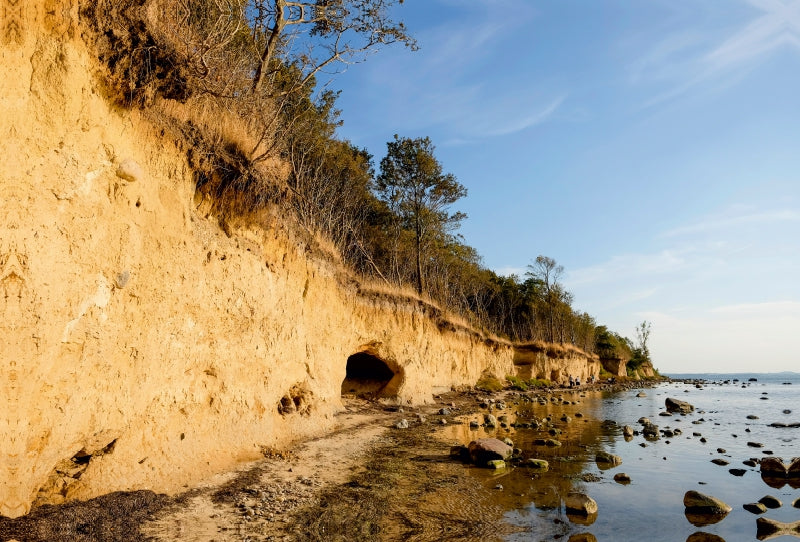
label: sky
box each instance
[326,0,800,374]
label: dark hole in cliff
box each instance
[342,352,396,397]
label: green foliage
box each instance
[475,374,504,393]
[595,326,633,361]
[506,375,528,391]
[374,135,467,295]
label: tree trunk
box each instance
[251,1,285,95]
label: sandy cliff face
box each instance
[0,1,598,517]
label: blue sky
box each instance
[328,0,800,373]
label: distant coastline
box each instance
[665,371,799,382]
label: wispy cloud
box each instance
[662,208,800,237]
[706,0,800,69]
[354,0,562,141]
[633,0,800,107]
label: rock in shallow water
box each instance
[564,492,598,515]
[743,502,767,514]
[467,438,512,467]
[683,490,732,514]
[666,397,694,414]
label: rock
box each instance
[784,409,792,414]
[747,414,759,420]
[486,460,506,470]
[759,495,782,509]
[613,472,631,484]
[683,490,732,514]
[545,439,562,447]
[716,448,726,454]
[502,437,514,447]
[116,159,144,182]
[622,425,634,437]
[743,502,767,514]
[743,459,757,467]
[747,441,764,448]
[760,457,788,475]
[711,459,729,466]
[438,408,451,416]
[638,417,651,425]
[484,414,498,427]
[526,459,549,470]
[666,397,694,414]
[395,419,409,429]
[467,438,513,467]
[729,468,746,476]
[636,392,646,397]
[564,492,598,515]
[642,423,659,438]
[567,534,598,542]
[595,451,622,466]
[469,420,479,428]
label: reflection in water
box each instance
[443,379,800,541]
[685,511,730,527]
[687,532,727,542]
[755,517,800,541]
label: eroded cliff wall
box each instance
[0,2,598,517]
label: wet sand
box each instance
[0,382,653,542]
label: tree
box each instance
[248,0,417,95]
[635,320,652,362]
[375,135,467,295]
[526,255,568,342]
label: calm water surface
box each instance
[442,373,800,542]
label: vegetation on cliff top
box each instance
[79,0,652,365]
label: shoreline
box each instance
[0,380,664,542]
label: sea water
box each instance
[445,373,800,542]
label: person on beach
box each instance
[569,375,574,388]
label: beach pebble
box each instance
[729,468,746,476]
[747,441,764,448]
[747,415,759,420]
[711,459,729,466]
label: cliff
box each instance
[0,1,599,517]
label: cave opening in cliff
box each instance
[342,352,397,397]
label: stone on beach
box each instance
[613,472,631,484]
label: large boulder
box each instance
[684,490,732,514]
[467,438,513,467]
[666,398,695,414]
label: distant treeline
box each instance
[80,0,651,366]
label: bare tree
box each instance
[248,0,417,95]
